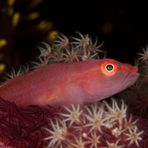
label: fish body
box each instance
[0,59,139,106]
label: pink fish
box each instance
[0,59,139,107]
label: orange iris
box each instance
[101,61,118,76]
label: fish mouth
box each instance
[130,66,138,73]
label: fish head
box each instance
[81,59,139,101]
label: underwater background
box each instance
[0,0,148,147]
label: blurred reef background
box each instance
[0,0,148,75]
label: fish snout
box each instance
[119,64,139,73]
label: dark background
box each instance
[41,0,148,63]
[0,0,148,71]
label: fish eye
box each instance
[106,64,114,72]
[101,62,117,76]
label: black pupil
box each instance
[106,64,113,71]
